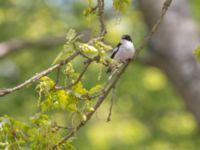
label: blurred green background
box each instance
[0,0,200,149]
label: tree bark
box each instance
[139,0,200,124]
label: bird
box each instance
[107,35,135,73]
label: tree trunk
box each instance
[139,0,200,124]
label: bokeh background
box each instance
[0,0,200,149]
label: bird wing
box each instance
[111,43,121,58]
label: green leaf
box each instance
[63,63,75,78]
[79,43,98,55]
[83,8,94,16]
[113,0,131,13]
[40,96,52,112]
[84,106,95,112]
[89,85,102,94]
[83,0,96,16]
[30,113,49,126]
[68,103,78,112]
[0,142,8,148]
[36,76,55,106]
[63,142,76,150]
[0,116,30,148]
[39,76,55,86]
[66,93,78,112]
[94,41,112,52]
[52,29,77,65]
[52,49,73,65]
[29,115,61,149]
[36,76,54,96]
[66,29,77,42]
[194,46,200,62]
[54,90,69,109]
[72,82,88,95]
[39,90,71,112]
[77,111,87,122]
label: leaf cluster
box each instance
[194,46,200,62]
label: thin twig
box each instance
[91,5,98,13]
[56,125,73,130]
[55,67,61,86]
[79,51,93,61]
[137,0,172,54]
[107,86,116,122]
[97,0,107,36]
[66,61,90,88]
[0,52,79,97]
[55,61,91,90]
[79,51,108,67]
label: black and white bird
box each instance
[107,35,135,72]
[111,35,135,61]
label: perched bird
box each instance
[111,35,135,61]
[107,35,135,72]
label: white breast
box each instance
[114,40,135,62]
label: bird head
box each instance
[121,35,132,42]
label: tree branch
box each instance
[55,60,91,90]
[0,0,172,148]
[0,35,65,58]
[107,86,116,122]
[53,0,173,148]
[97,0,107,36]
[0,51,79,97]
[137,0,172,54]
[53,61,130,149]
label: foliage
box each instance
[0,22,112,148]
[0,0,200,150]
[194,46,200,62]
[113,0,131,13]
[52,29,78,65]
